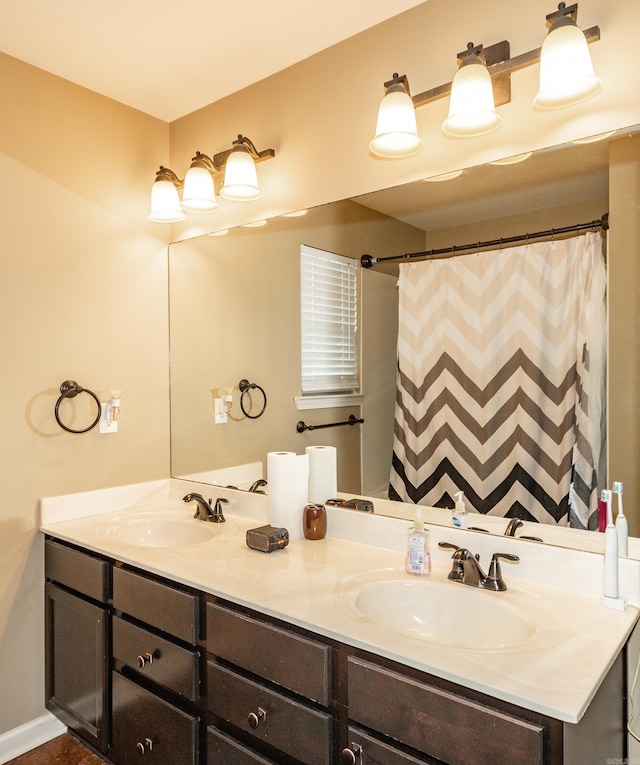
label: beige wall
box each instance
[2,0,640,741]
[170,200,421,496]
[168,0,640,240]
[0,53,169,734]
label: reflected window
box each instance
[300,245,359,394]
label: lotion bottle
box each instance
[451,491,469,528]
[405,508,431,576]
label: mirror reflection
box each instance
[169,128,636,556]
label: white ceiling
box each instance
[0,0,426,122]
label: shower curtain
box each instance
[389,231,606,529]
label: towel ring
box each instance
[238,379,267,419]
[54,380,102,434]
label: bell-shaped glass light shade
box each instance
[442,62,501,138]
[534,23,602,110]
[369,88,423,159]
[181,166,218,212]
[148,179,186,223]
[220,147,262,201]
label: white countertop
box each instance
[40,478,640,725]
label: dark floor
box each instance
[7,734,108,765]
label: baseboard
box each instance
[0,713,66,764]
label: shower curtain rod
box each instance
[360,212,609,269]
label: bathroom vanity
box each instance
[41,483,639,765]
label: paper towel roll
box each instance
[306,445,337,503]
[267,451,309,540]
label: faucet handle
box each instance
[484,552,520,591]
[438,542,465,581]
[211,497,229,523]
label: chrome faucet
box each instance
[504,518,524,536]
[248,479,268,493]
[183,493,228,523]
[504,517,543,543]
[438,543,519,591]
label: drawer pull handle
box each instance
[137,652,154,668]
[247,706,267,729]
[341,744,362,764]
[136,738,153,755]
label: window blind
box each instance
[300,245,359,394]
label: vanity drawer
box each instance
[207,661,332,765]
[207,726,277,764]
[113,616,200,701]
[45,539,109,603]
[111,672,199,765]
[206,601,330,705]
[344,726,430,765]
[348,657,544,765]
[113,566,199,644]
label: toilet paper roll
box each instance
[267,451,309,540]
[306,445,337,503]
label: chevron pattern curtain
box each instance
[389,231,606,528]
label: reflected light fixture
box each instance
[369,73,423,159]
[370,2,600,160]
[148,134,275,223]
[534,2,602,110]
[442,43,501,138]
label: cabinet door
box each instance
[112,672,199,765]
[45,583,108,752]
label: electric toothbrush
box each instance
[613,481,628,557]
[602,489,622,607]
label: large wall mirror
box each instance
[169,125,638,556]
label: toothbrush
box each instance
[613,481,628,557]
[602,489,618,599]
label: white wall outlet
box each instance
[214,398,228,424]
[99,403,118,433]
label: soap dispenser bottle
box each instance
[452,491,469,528]
[405,508,431,576]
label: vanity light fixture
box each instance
[148,134,275,222]
[442,43,502,138]
[370,2,600,159]
[369,73,423,159]
[534,2,602,110]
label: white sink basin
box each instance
[347,576,535,650]
[97,514,216,548]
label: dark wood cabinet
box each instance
[45,541,110,753]
[44,536,626,765]
[113,615,200,702]
[206,600,334,765]
[208,660,332,765]
[347,656,546,765]
[111,672,199,765]
[207,726,278,764]
[206,601,331,705]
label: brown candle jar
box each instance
[303,503,327,540]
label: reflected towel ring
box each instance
[54,380,101,433]
[238,379,267,419]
